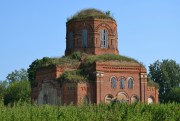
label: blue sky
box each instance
[0,0,180,81]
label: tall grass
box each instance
[0,101,179,121]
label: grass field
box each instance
[0,101,179,121]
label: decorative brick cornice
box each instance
[95,61,146,73]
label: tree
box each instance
[6,68,28,83]
[1,69,31,105]
[0,80,8,99]
[4,80,30,105]
[149,59,180,103]
[166,87,180,103]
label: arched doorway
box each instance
[117,92,128,103]
[148,96,154,104]
[43,94,48,104]
[105,94,113,103]
[38,80,58,105]
[83,95,90,104]
[131,95,139,104]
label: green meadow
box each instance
[0,101,179,121]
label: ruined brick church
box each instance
[31,9,158,105]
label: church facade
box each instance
[31,9,158,105]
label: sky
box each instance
[0,0,180,81]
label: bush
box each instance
[67,8,115,23]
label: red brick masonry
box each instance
[31,11,158,105]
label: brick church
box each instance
[31,9,158,105]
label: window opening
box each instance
[111,77,117,88]
[100,29,108,48]
[82,29,88,48]
[69,32,73,49]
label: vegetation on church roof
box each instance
[28,51,141,86]
[67,8,115,22]
[27,54,80,87]
[57,69,89,83]
[147,79,159,89]
[85,54,141,65]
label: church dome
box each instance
[67,8,115,22]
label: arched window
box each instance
[69,32,73,49]
[117,92,129,103]
[100,29,108,48]
[148,96,154,104]
[105,94,113,103]
[131,96,139,104]
[83,95,90,105]
[120,78,125,89]
[111,77,117,88]
[128,78,133,89]
[82,29,88,48]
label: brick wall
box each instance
[62,83,77,105]
[76,82,96,104]
[95,70,143,103]
[94,61,159,104]
[32,61,158,105]
[147,87,159,103]
[65,19,119,55]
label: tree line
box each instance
[0,59,180,105]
